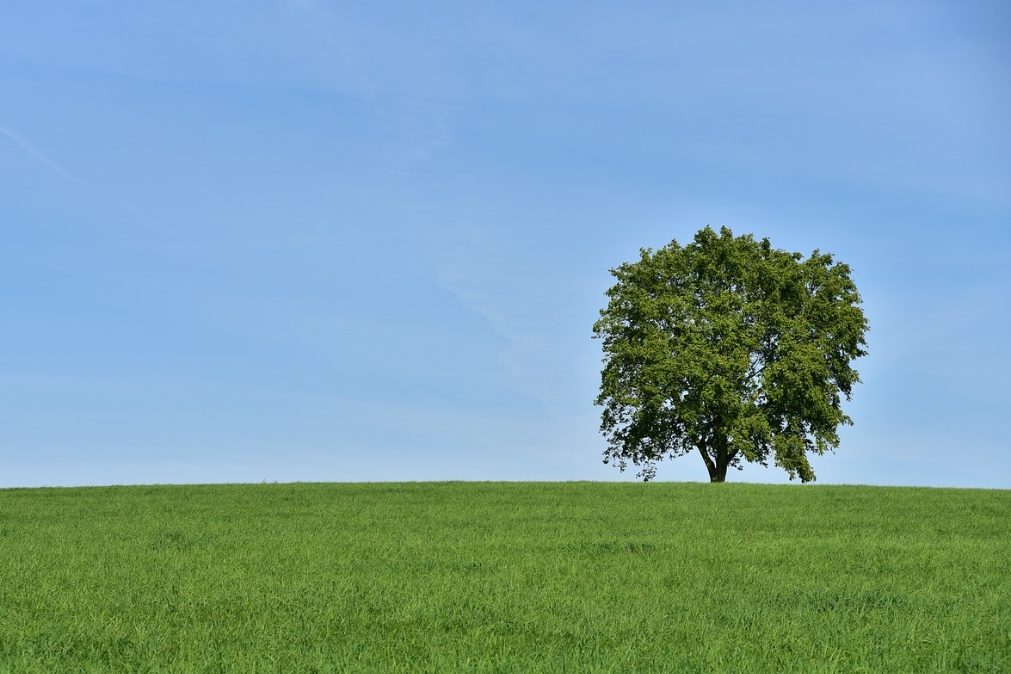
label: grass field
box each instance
[1,482,1009,673]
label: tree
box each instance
[592,226,868,483]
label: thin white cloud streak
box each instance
[429,223,597,418]
[0,125,79,182]
[0,123,143,217]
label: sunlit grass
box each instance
[1,482,1008,672]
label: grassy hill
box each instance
[1,482,1009,673]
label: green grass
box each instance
[1,482,1009,673]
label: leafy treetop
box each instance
[593,226,868,482]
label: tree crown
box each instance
[593,226,868,482]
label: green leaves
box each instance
[593,227,868,482]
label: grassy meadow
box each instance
[1,482,1009,673]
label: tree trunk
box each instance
[711,427,730,483]
[696,444,718,482]
[712,460,728,483]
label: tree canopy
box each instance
[593,226,868,482]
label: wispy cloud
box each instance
[429,223,596,418]
[0,125,79,182]
[0,124,141,216]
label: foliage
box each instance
[593,226,868,481]
[1,482,1008,673]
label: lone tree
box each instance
[593,226,868,482]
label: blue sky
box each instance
[2,1,1009,488]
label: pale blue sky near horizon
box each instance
[2,1,1009,488]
